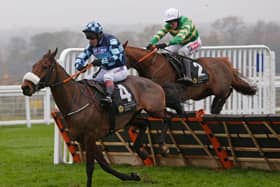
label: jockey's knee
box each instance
[165,45,180,54]
[178,48,191,57]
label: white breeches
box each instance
[93,65,128,83]
[165,36,202,56]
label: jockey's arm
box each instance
[150,27,168,45]
[75,45,93,67]
[169,26,190,45]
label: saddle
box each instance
[163,53,209,85]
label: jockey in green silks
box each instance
[147,8,202,83]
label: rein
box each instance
[52,62,94,117]
[137,48,158,63]
[43,62,94,88]
[62,63,93,84]
[161,48,199,62]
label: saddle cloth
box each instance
[164,53,209,84]
[79,80,137,114]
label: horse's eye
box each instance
[42,62,49,69]
[42,65,48,69]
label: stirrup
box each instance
[177,76,193,83]
[101,96,112,104]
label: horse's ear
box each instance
[50,48,58,59]
[123,41,128,49]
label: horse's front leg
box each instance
[94,139,141,181]
[85,136,96,187]
[163,84,185,114]
[86,156,95,187]
[211,88,233,114]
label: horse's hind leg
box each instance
[85,137,140,186]
[158,118,170,156]
[211,88,233,114]
[94,143,140,181]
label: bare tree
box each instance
[209,16,247,45]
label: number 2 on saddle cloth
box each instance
[165,53,209,84]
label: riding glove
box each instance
[155,43,167,49]
[146,43,155,50]
[74,59,84,71]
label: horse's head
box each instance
[21,49,58,96]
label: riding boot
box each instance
[101,80,114,104]
[177,61,193,83]
[100,80,116,134]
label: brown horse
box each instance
[125,45,257,114]
[21,49,169,187]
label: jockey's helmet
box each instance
[163,8,181,22]
[82,21,103,40]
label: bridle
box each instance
[36,59,57,90]
[23,54,93,117]
[36,58,92,117]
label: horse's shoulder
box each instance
[78,79,104,93]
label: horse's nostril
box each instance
[22,86,28,91]
[21,85,31,95]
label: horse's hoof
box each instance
[159,144,170,157]
[130,172,141,181]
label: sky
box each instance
[0,0,279,30]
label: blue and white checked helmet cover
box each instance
[83,21,103,33]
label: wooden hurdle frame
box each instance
[53,110,280,170]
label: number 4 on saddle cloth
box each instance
[113,84,137,113]
[164,53,209,85]
[79,79,136,114]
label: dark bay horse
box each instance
[21,49,169,187]
[125,45,257,114]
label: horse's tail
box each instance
[232,69,257,95]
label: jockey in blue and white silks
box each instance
[75,21,128,104]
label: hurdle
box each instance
[53,109,280,170]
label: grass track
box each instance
[0,124,280,187]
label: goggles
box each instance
[166,19,179,24]
[85,32,98,40]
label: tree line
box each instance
[0,16,279,84]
